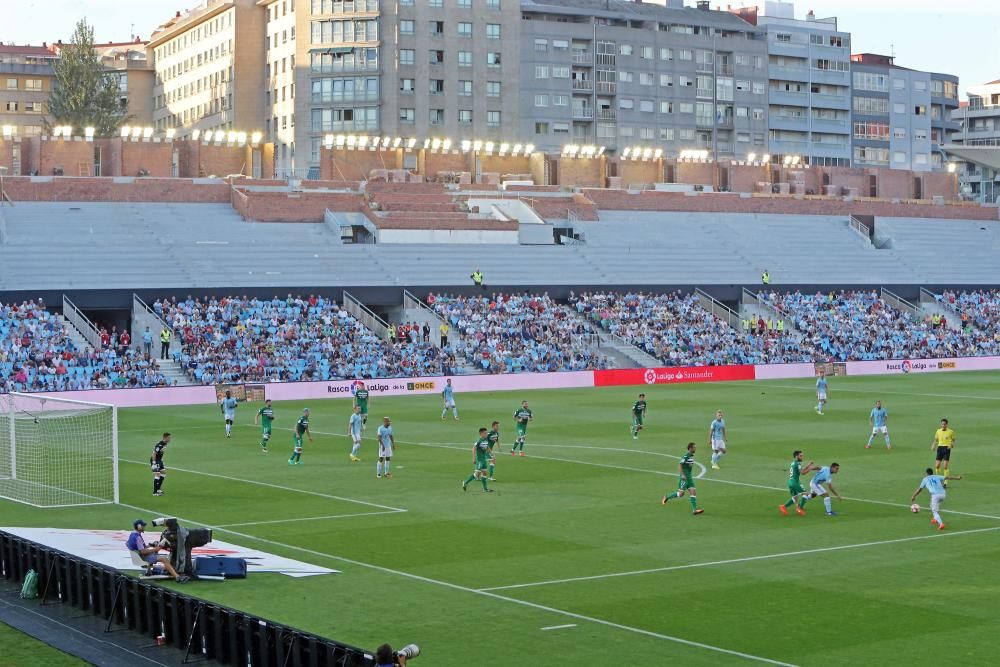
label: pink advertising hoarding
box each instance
[845,356,1000,376]
[753,363,817,380]
[12,385,218,408]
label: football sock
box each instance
[711,453,719,465]
[480,477,488,490]
[225,423,231,435]
[885,436,891,448]
[932,509,943,524]
[377,461,382,476]
[666,492,680,501]
[824,497,833,513]
[866,434,875,446]
[351,444,360,457]
[453,409,459,419]
[943,464,950,477]
[153,477,163,492]
[783,497,796,508]
[384,460,391,474]
[441,409,447,418]
[488,463,495,477]
[294,452,301,462]
[463,474,476,487]
[689,496,698,512]
[797,495,808,509]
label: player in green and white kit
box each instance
[354,383,370,430]
[779,450,816,516]
[661,442,704,515]
[630,393,647,440]
[462,428,494,493]
[254,399,274,453]
[511,401,532,456]
[486,421,500,480]
[288,408,313,465]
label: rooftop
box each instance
[521,0,757,32]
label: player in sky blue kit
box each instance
[441,378,459,421]
[348,406,364,462]
[815,369,828,415]
[911,468,963,531]
[867,400,891,450]
[376,417,395,479]
[708,410,727,470]
[808,463,842,516]
[220,390,238,438]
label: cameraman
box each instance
[125,519,189,583]
[375,644,412,667]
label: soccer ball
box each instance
[910,503,920,513]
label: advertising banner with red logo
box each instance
[593,365,756,387]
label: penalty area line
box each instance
[118,458,406,513]
[540,624,577,631]
[116,501,798,667]
[215,509,405,528]
[480,525,1000,593]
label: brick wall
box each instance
[327,148,403,181]
[233,189,364,222]
[674,161,715,188]
[617,160,662,188]
[729,164,771,193]
[480,154,533,180]
[1,177,231,202]
[558,156,603,188]
[582,189,998,220]
[0,138,13,175]
[120,140,174,178]
[38,138,95,177]
[422,151,470,179]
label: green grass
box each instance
[2,372,999,666]
[0,622,85,666]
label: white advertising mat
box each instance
[0,527,338,578]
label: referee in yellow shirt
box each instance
[931,418,956,481]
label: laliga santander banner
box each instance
[594,365,755,387]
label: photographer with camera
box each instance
[375,643,419,667]
[125,519,189,583]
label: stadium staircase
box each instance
[593,330,660,368]
[364,181,499,232]
[918,288,964,332]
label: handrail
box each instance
[132,293,181,347]
[919,287,939,304]
[695,288,739,328]
[342,290,389,340]
[741,287,759,305]
[848,215,871,242]
[881,288,919,316]
[62,295,102,350]
[743,288,797,332]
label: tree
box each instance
[47,20,129,136]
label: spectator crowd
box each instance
[429,292,612,373]
[0,300,168,393]
[154,294,456,384]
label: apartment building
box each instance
[148,0,265,136]
[0,44,57,139]
[520,0,769,159]
[731,2,853,167]
[94,40,156,127]
[950,81,1000,202]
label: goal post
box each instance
[0,392,118,507]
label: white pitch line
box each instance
[760,382,1000,403]
[541,624,577,631]
[216,509,405,528]
[119,458,406,512]
[480,525,1000,593]
[117,500,798,667]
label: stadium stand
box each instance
[938,290,1000,335]
[758,290,998,360]
[573,291,810,365]
[0,300,167,393]
[155,295,456,383]
[428,293,612,373]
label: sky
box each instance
[1,0,998,93]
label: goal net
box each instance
[0,392,118,507]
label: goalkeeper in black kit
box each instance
[151,433,171,496]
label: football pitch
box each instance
[2,372,999,666]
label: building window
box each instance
[552,95,568,106]
[400,20,414,35]
[660,48,673,61]
[400,108,415,123]
[458,22,472,38]
[893,151,907,163]
[429,50,444,64]
[400,77,414,93]
[487,110,501,127]
[487,0,500,7]
[535,65,549,79]
[487,52,501,67]
[854,97,889,115]
[486,24,501,40]
[430,79,444,94]
[659,128,674,141]
[458,0,471,7]
[553,123,570,134]
[458,109,472,124]
[853,71,887,92]
[552,39,568,50]
[620,44,632,56]
[659,74,673,87]
[618,98,634,110]
[639,99,654,113]
[535,122,549,134]
[459,51,472,67]
[639,72,653,86]
[486,81,501,97]
[429,20,444,36]
[679,49,692,61]
[535,94,549,107]
[534,39,547,52]
[893,127,906,139]
[853,121,890,140]
[459,80,473,96]
[4,102,17,112]
[399,49,414,65]
[640,46,653,59]
[893,102,905,114]
[893,78,905,90]
[914,105,926,116]
[430,109,444,124]
[660,101,673,114]
[5,78,17,90]
[25,79,43,91]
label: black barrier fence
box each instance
[0,530,375,667]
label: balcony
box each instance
[572,107,594,119]
[596,82,616,95]
[572,51,593,65]
[811,117,848,133]
[572,79,593,91]
[597,109,616,121]
[716,64,734,76]
[770,114,808,131]
[596,54,616,67]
